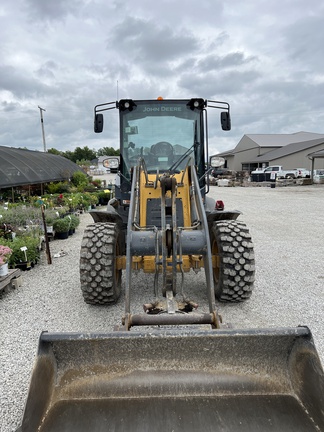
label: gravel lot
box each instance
[1,183,324,431]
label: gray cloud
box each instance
[178,69,261,97]
[198,52,259,70]
[23,0,84,21]
[108,17,200,64]
[1,101,21,112]
[0,65,52,98]
[0,0,324,154]
[35,61,58,80]
[283,14,324,73]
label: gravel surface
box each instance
[1,184,324,431]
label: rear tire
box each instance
[210,220,255,302]
[80,222,122,305]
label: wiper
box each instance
[170,120,200,172]
[169,142,198,172]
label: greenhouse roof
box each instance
[0,146,84,188]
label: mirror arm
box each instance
[94,101,117,114]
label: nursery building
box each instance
[0,146,84,199]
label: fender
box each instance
[205,196,241,224]
[89,204,124,226]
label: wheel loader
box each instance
[16,98,324,431]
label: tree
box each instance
[48,148,62,156]
[62,150,75,161]
[71,146,97,163]
[97,147,119,156]
[58,146,97,163]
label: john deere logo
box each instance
[142,106,182,113]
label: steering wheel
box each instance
[150,141,174,157]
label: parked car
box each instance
[251,166,283,174]
[276,168,310,179]
[211,168,235,178]
[251,166,310,179]
[313,169,324,183]
[251,166,283,182]
[292,168,310,178]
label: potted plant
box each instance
[1,235,40,271]
[0,244,12,276]
[80,193,92,211]
[45,217,55,234]
[44,211,59,234]
[53,217,70,239]
[68,214,80,235]
[98,190,110,205]
[17,246,32,271]
[89,193,99,209]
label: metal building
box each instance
[215,132,324,172]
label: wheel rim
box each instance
[211,237,220,284]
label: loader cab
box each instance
[118,98,207,186]
[94,97,230,216]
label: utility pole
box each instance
[38,105,47,152]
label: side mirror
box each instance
[210,156,225,168]
[220,112,231,131]
[103,158,119,170]
[94,113,104,133]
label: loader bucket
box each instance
[17,327,323,432]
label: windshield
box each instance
[120,100,203,175]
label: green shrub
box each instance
[53,217,71,233]
[44,210,60,226]
[91,179,102,188]
[71,171,89,189]
[0,236,40,267]
[0,206,42,229]
[88,193,99,206]
[47,182,71,194]
[97,190,110,205]
[69,214,80,230]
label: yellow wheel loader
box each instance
[16,98,324,431]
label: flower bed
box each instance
[0,189,96,269]
[0,203,78,269]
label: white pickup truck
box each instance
[277,167,310,179]
[251,166,310,179]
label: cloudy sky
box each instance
[1,0,324,155]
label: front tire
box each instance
[80,222,122,305]
[210,220,255,302]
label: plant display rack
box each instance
[0,268,22,296]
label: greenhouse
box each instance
[0,146,84,196]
